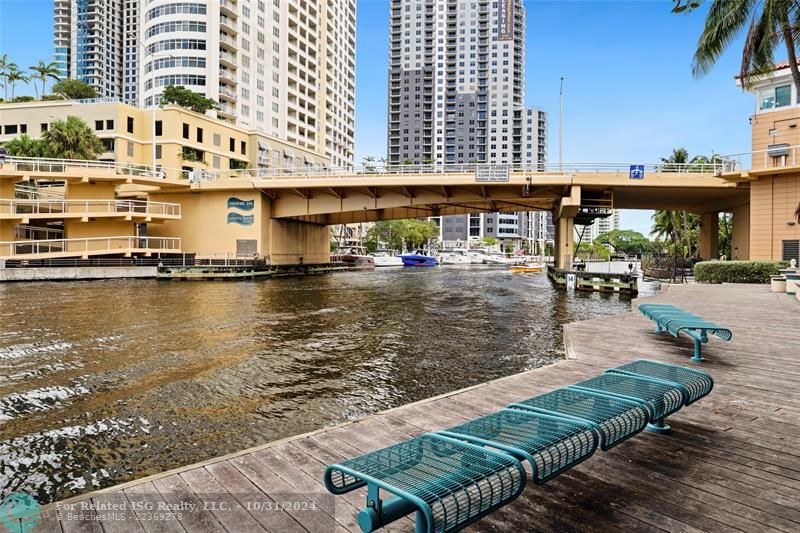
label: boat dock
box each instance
[41,283,799,532]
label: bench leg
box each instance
[691,338,704,363]
[655,323,663,333]
[647,418,671,434]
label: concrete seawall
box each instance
[0,266,158,282]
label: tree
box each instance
[41,116,104,160]
[0,54,12,101]
[718,212,733,259]
[362,155,376,171]
[689,0,800,99]
[366,219,440,252]
[29,60,60,99]
[51,79,98,100]
[481,236,498,247]
[2,134,47,157]
[161,85,219,114]
[6,66,28,100]
[595,229,656,255]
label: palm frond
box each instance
[693,0,758,77]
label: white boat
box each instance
[440,250,472,265]
[484,254,512,265]
[466,249,488,264]
[371,252,404,267]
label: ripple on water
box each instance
[0,271,656,504]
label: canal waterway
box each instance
[0,267,655,504]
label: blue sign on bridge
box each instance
[629,165,645,179]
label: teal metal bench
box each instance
[638,304,732,362]
[438,408,599,483]
[507,387,650,450]
[607,359,713,405]
[323,433,527,533]
[324,361,714,532]
[569,372,688,434]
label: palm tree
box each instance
[6,67,29,100]
[29,60,60,99]
[2,134,48,158]
[692,0,800,97]
[0,55,20,101]
[42,116,104,160]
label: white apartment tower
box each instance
[55,0,356,166]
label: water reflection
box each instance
[0,268,655,503]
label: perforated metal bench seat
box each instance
[438,408,599,483]
[323,433,527,533]
[638,304,732,362]
[608,359,714,405]
[507,387,650,450]
[569,373,688,433]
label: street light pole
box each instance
[559,76,564,172]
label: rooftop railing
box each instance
[0,198,181,217]
[1,157,190,180]
[717,145,800,173]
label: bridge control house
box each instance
[1,75,800,267]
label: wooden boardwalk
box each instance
[40,284,800,533]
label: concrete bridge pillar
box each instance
[698,213,719,261]
[731,204,750,260]
[554,215,575,270]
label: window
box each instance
[229,138,236,152]
[95,120,104,130]
[127,141,134,157]
[20,124,26,134]
[127,117,134,134]
[240,141,247,155]
[196,128,203,143]
[155,145,162,159]
[155,120,163,136]
[213,133,221,147]
[761,85,792,110]
[182,123,190,139]
[106,119,114,130]
[3,125,17,135]
[40,123,48,132]
[783,240,800,263]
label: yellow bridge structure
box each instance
[0,156,770,268]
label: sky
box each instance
[0,0,756,235]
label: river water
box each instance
[0,267,654,503]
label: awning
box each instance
[257,140,269,152]
[283,148,295,159]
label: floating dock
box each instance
[548,264,639,293]
[43,284,800,532]
[157,263,349,280]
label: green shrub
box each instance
[694,260,789,284]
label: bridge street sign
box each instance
[475,165,510,183]
[629,165,645,179]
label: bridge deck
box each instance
[42,284,800,532]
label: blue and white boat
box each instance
[400,252,438,267]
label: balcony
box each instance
[0,236,182,260]
[218,69,237,84]
[0,199,182,221]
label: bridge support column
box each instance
[554,215,574,270]
[698,213,719,261]
[731,204,750,260]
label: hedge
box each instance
[694,261,789,284]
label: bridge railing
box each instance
[2,156,724,182]
[0,236,182,258]
[229,161,724,180]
